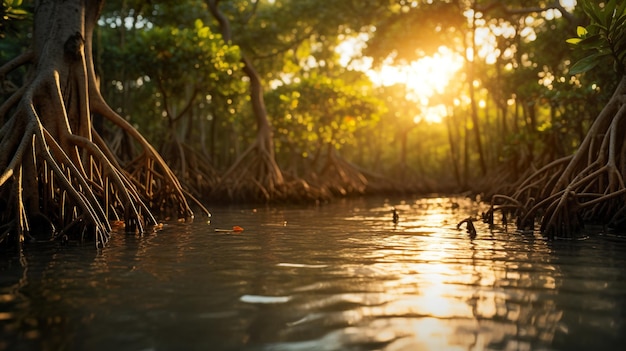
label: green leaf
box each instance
[583,1,603,26]
[618,0,626,18]
[577,33,603,48]
[6,8,28,18]
[194,18,203,30]
[605,0,617,29]
[614,12,626,32]
[569,52,612,75]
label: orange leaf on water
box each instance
[232,226,244,232]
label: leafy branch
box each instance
[566,0,626,75]
[1,0,28,38]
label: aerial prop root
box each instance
[46,130,156,233]
[0,107,111,244]
[0,99,152,246]
[490,77,626,239]
[211,138,284,201]
[91,98,204,218]
[489,158,626,236]
[539,168,626,237]
[510,156,572,204]
[540,102,626,237]
[508,102,626,238]
[483,194,526,228]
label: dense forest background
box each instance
[0,0,615,206]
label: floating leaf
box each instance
[214,225,244,233]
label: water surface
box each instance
[1,196,626,350]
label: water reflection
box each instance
[1,197,626,350]
[264,198,565,350]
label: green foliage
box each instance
[364,1,465,65]
[97,10,246,142]
[0,0,30,108]
[131,19,243,97]
[88,0,619,194]
[567,0,626,75]
[0,0,29,38]
[267,72,384,161]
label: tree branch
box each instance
[0,50,33,78]
[477,1,580,26]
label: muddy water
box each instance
[1,196,625,350]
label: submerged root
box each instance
[210,137,331,203]
[1,106,115,247]
[92,98,205,218]
[159,137,220,202]
[210,137,287,202]
[1,0,202,250]
[1,72,198,250]
[302,147,419,199]
[500,77,626,238]
[457,217,477,237]
[314,149,368,197]
[482,194,526,229]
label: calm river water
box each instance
[1,196,626,351]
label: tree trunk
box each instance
[207,0,286,202]
[445,110,461,187]
[0,0,199,249]
[399,129,408,181]
[467,6,487,177]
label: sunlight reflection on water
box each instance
[1,196,626,351]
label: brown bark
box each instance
[0,0,200,249]
[467,4,487,176]
[206,0,287,202]
[489,76,626,238]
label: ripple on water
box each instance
[1,197,626,351]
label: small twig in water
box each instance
[457,217,477,238]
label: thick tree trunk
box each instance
[0,0,199,248]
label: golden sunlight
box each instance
[366,46,464,123]
[336,37,463,124]
[560,0,576,10]
[334,2,576,124]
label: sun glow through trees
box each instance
[336,34,463,123]
[367,47,464,124]
[336,36,463,124]
[335,0,577,124]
